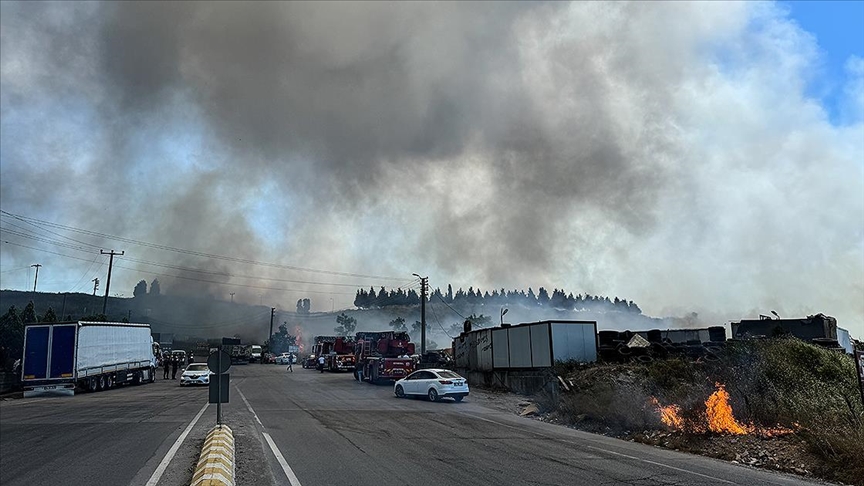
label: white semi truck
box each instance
[21,321,159,397]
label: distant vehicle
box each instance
[180,363,213,386]
[275,352,292,365]
[394,369,469,402]
[250,345,262,363]
[226,344,251,364]
[302,354,316,369]
[21,321,158,397]
[354,331,415,384]
[171,350,187,363]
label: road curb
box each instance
[190,425,235,486]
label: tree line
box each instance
[353,285,642,314]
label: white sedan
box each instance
[275,353,292,365]
[180,363,212,386]
[394,369,469,402]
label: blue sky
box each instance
[781,0,864,123]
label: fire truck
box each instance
[327,336,356,372]
[353,331,415,383]
[310,336,336,369]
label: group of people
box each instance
[158,354,192,380]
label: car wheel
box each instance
[428,388,439,402]
[395,385,405,398]
[453,396,464,402]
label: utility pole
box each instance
[413,273,428,354]
[31,264,41,297]
[269,307,276,347]
[101,250,124,315]
[230,292,235,303]
[92,278,99,296]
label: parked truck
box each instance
[353,331,415,383]
[326,336,356,372]
[227,344,252,364]
[21,321,158,397]
[310,336,336,370]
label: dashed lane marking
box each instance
[236,386,303,486]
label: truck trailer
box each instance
[353,331,415,383]
[21,321,158,397]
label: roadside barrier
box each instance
[191,425,235,486]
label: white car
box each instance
[180,363,212,386]
[275,353,292,365]
[394,369,469,402]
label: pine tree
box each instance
[133,280,147,298]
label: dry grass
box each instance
[552,339,864,485]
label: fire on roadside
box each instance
[650,383,796,437]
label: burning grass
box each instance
[548,339,864,485]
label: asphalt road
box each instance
[0,364,831,486]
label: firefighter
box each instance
[317,355,325,373]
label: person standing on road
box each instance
[317,355,325,373]
[286,354,293,372]
[356,362,364,383]
[171,356,179,379]
[163,355,170,379]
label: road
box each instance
[0,364,829,486]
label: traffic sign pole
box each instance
[217,346,222,425]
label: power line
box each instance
[0,213,102,250]
[116,255,374,288]
[434,292,465,319]
[428,303,453,339]
[1,240,357,296]
[1,210,413,282]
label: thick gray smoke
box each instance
[1,2,862,336]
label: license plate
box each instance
[42,386,56,390]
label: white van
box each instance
[250,345,262,363]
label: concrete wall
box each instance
[457,367,559,399]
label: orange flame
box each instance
[649,397,684,430]
[650,384,797,437]
[705,383,750,435]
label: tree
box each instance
[334,313,357,337]
[269,324,297,355]
[411,320,423,337]
[41,307,57,323]
[133,280,147,298]
[150,279,161,296]
[20,301,36,324]
[389,316,407,331]
[537,287,550,306]
[296,299,311,314]
[0,306,24,369]
[465,313,492,329]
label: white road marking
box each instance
[236,386,303,486]
[145,401,208,486]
